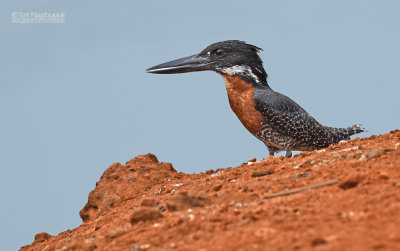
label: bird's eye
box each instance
[214,49,224,56]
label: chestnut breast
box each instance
[223,75,264,135]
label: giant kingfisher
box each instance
[146,40,363,157]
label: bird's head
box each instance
[146,40,268,86]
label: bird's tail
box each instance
[328,124,365,141]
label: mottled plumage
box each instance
[253,85,362,156]
[146,40,364,157]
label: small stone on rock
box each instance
[130,208,163,225]
[33,232,52,243]
[311,237,327,246]
[213,184,223,191]
[251,170,274,177]
[378,172,389,180]
[368,149,384,160]
[339,176,362,190]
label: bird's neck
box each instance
[216,65,270,88]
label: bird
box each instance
[146,40,364,157]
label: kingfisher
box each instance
[146,40,363,157]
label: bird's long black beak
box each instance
[146,54,212,74]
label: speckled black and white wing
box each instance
[253,88,339,151]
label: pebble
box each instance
[346,150,364,160]
[251,170,274,177]
[339,146,359,152]
[368,149,384,160]
[311,237,327,246]
[130,208,163,225]
[293,172,312,179]
[247,158,257,163]
[213,184,223,191]
[131,244,151,251]
[339,177,361,190]
[34,232,52,243]
[140,198,160,207]
[378,172,389,180]
[211,171,224,177]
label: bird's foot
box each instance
[267,146,280,157]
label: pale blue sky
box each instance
[1,1,399,250]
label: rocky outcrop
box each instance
[21,131,400,251]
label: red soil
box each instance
[21,130,400,251]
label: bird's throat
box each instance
[222,74,264,135]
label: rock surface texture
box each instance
[21,131,400,251]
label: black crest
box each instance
[199,40,268,85]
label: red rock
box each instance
[21,131,400,251]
